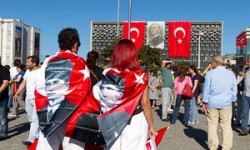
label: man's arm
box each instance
[161,60,172,68]
[0,80,9,96]
[202,72,210,104]
[13,80,26,102]
[231,75,237,103]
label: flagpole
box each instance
[198,31,204,69]
[116,0,120,39]
[128,0,132,40]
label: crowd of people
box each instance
[147,55,250,150]
[0,27,250,150]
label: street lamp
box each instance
[116,0,120,38]
[128,0,132,39]
[198,31,204,69]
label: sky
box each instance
[0,0,249,59]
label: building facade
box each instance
[236,28,250,62]
[91,21,222,69]
[0,18,41,66]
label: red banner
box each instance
[168,22,191,57]
[236,31,247,49]
[123,22,145,50]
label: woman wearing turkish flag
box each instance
[66,39,156,150]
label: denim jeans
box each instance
[189,97,199,122]
[171,95,190,124]
[0,96,8,136]
[241,95,250,130]
[7,94,12,111]
[161,87,173,119]
[25,98,39,142]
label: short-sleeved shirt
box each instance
[0,65,10,98]
[14,71,25,88]
[23,69,40,100]
[191,74,199,97]
[161,68,173,88]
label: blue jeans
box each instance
[189,97,199,122]
[0,96,8,136]
[241,95,250,130]
[171,95,190,124]
[25,98,39,142]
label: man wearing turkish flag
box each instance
[168,22,191,57]
[123,22,145,50]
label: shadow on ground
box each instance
[8,122,30,138]
[184,126,208,150]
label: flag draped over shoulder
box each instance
[123,22,145,50]
[34,50,91,137]
[168,22,191,57]
[66,68,148,147]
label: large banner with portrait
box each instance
[15,26,22,58]
[147,21,165,49]
[34,32,40,57]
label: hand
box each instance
[13,94,18,102]
[149,127,157,137]
[202,103,208,114]
[207,63,212,69]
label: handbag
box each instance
[182,77,193,99]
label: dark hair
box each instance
[178,66,188,82]
[4,65,10,70]
[58,28,81,50]
[189,65,197,73]
[27,55,40,66]
[87,51,99,60]
[18,64,26,72]
[112,39,140,70]
[14,59,21,67]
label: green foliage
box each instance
[138,45,161,71]
[99,38,119,64]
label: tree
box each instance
[99,38,119,66]
[138,45,161,71]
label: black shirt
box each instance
[0,64,10,99]
[90,66,104,87]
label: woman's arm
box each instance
[141,87,156,135]
[14,75,22,83]
[192,79,198,93]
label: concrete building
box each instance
[0,18,41,66]
[91,21,222,69]
[236,28,250,62]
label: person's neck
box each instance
[191,72,196,76]
[30,66,38,71]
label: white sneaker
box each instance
[8,114,17,118]
[167,108,173,112]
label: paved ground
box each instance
[1,104,250,150]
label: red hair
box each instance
[112,39,140,70]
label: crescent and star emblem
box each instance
[174,27,186,44]
[130,27,139,43]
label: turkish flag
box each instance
[123,22,145,50]
[168,22,191,57]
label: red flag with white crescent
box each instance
[123,22,145,50]
[168,22,191,57]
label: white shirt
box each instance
[23,68,40,100]
[10,67,18,79]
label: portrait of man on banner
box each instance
[147,22,165,49]
[15,26,22,58]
